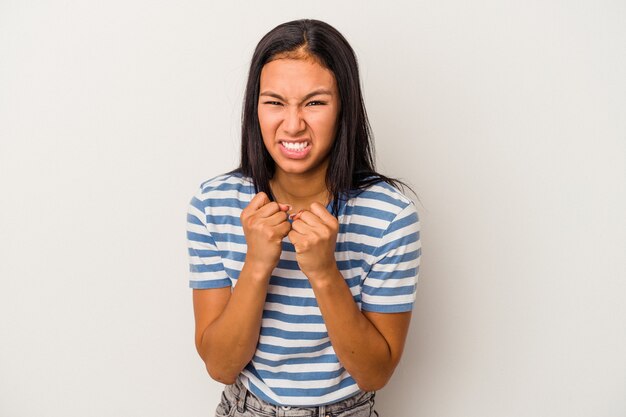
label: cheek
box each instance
[258,109,281,133]
[309,112,338,137]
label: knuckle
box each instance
[251,220,263,231]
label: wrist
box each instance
[242,257,275,280]
[306,264,343,288]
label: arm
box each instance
[192,262,272,384]
[191,192,291,384]
[308,269,411,391]
[288,202,419,391]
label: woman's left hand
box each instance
[288,202,339,281]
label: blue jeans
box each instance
[215,378,379,417]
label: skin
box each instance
[193,57,412,391]
[258,57,339,215]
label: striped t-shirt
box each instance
[186,172,421,406]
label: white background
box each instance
[1,1,625,416]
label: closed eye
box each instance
[263,101,283,106]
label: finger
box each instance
[246,192,271,212]
[293,210,324,227]
[255,201,286,218]
[287,229,303,246]
[290,218,315,234]
[277,202,291,212]
[288,209,304,221]
[276,221,292,238]
[309,202,336,225]
[265,209,291,226]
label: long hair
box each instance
[235,19,412,215]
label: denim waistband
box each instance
[224,378,376,417]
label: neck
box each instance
[270,168,330,212]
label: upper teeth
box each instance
[282,141,308,151]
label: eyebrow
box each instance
[259,88,333,102]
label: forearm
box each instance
[310,268,395,391]
[198,262,270,383]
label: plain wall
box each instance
[1,1,624,416]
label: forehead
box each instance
[259,58,337,93]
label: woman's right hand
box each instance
[195,192,291,383]
[240,192,291,274]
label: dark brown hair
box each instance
[234,19,413,214]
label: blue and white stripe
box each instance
[187,173,421,406]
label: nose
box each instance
[282,106,306,136]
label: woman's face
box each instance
[257,58,340,179]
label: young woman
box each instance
[187,19,421,417]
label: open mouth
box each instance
[279,141,311,159]
[280,141,309,152]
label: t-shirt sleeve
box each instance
[186,188,232,289]
[361,202,421,313]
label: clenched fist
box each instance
[288,202,339,280]
[240,192,291,275]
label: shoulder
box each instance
[350,182,420,262]
[337,180,419,252]
[197,171,253,195]
[190,172,255,212]
[348,180,417,224]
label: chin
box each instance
[271,153,330,177]
[277,165,312,175]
